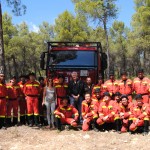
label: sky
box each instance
[1,0,135,32]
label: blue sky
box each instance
[1,0,135,32]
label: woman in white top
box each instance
[42,78,56,129]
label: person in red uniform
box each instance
[119,95,133,133]
[118,71,133,102]
[97,92,121,132]
[55,74,68,106]
[54,96,79,131]
[92,88,102,108]
[113,92,122,113]
[132,69,150,104]
[104,71,119,99]
[82,92,99,131]
[0,72,7,129]
[6,76,21,126]
[23,73,41,127]
[92,76,106,98]
[38,77,46,126]
[129,94,150,135]
[18,75,27,125]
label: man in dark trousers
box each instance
[68,71,84,123]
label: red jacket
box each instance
[119,103,134,119]
[132,77,149,95]
[54,104,79,120]
[0,83,8,98]
[23,80,41,96]
[130,103,150,120]
[6,83,21,99]
[118,79,133,95]
[98,100,118,119]
[81,100,98,119]
[104,80,119,95]
[55,83,68,98]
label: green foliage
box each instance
[54,10,89,42]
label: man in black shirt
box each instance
[68,71,84,123]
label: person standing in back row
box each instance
[42,78,56,129]
[68,71,84,123]
[23,73,41,127]
[132,69,150,104]
[0,71,7,129]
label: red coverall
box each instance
[132,77,150,103]
[18,81,27,118]
[54,104,79,127]
[97,100,119,125]
[6,83,21,118]
[81,100,98,131]
[129,103,150,131]
[119,103,133,132]
[23,81,41,116]
[103,80,119,98]
[118,79,133,102]
[55,83,68,106]
[0,83,8,120]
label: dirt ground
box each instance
[0,126,150,150]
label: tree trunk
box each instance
[103,20,110,78]
[12,55,18,78]
[0,3,5,75]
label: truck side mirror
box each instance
[40,52,45,70]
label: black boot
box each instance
[0,118,2,129]
[34,115,40,127]
[20,116,26,125]
[28,116,33,127]
[115,119,121,133]
[6,118,12,127]
[143,120,149,135]
[92,119,99,132]
[13,117,18,126]
[39,115,44,126]
[56,118,62,132]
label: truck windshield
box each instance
[49,51,98,68]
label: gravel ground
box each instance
[0,126,150,150]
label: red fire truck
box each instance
[40,42,107,84]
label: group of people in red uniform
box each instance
[0,69,150,135]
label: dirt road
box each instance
[0,126,149,150]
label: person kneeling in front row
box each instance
[54,96,79,131]
[97,92,121,132]
[82,92,99,132]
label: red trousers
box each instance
[19,99,27,116]
[121,119,129,132]
[129,119,144,131]
[60,118,77,127]
[82,117,93,131]
[7,100,18,118]
[0,99,6,118]
[26,96,39,116]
